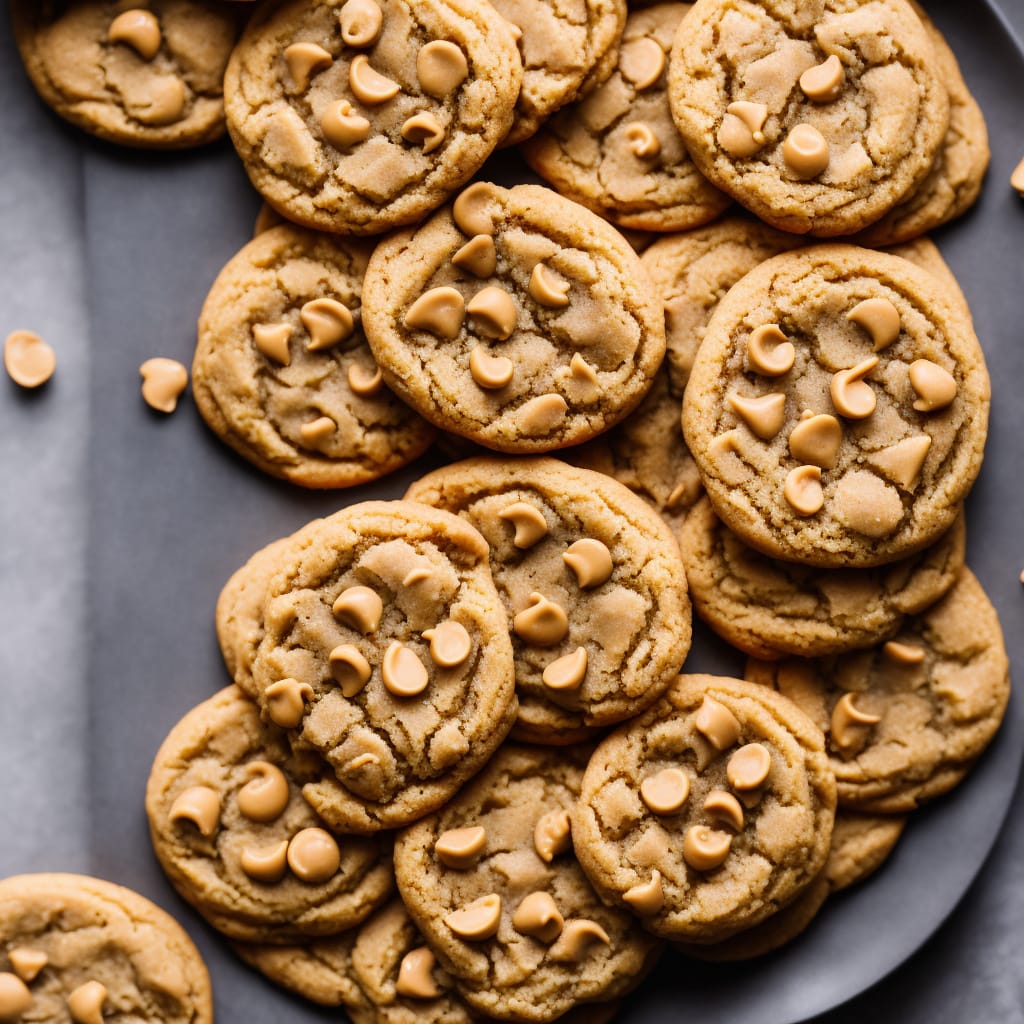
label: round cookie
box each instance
[146,687,395,943]
[251,500,518,833]
[744,568,1010,812]
[667,0,950,236]
[224,0,522,235]
[0,873,212,1024]
[683,245,990,568]
[571,674,836,944]
[405,457,692,741]
[11,0,240,148]
[193,225,435,489]
[362,182,666,453]
[886,236,972,322]
[677,497,966,659]
[522,3,731,232]
[394,744,662,1022]
[823,810,906,892]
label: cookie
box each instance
[0,873,212,1024]
[886,236,972,322]
[571,674,836,944]
[745,568,1010,812]
[251,500,518,833]
[394,744,662,1021]
[522,3,731,232]
[11,0,240,148]
[193,224,435,489]
[667,0,950,236]
[683,245,989,568]
[362,182,666,453]
[677,497,966,659]
[146,687,395,943]
[823,810,906,892]
[224,0,522,235]
[405,457,692,740]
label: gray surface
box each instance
[2,1,1024,1022]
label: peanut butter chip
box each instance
[241,840,289,883]
[518,393,569,435]
[550,920,610,962]
[332,586,383,633]
[445,894,501,940]
[728,392,786,440]
[789,413,842,469]
[108,9,161,60]
[395,947,442,999]
[682,826,732,872]
[349,55,400,104]
[382,642,429,697]
[453,235,497,278]
[747,324,795,376]
[436,825,487,869]
[623,122,661,158]
[568,353,600,401]
[513,592,569,646]
[909,359,957,412]
[348,362,384,397]
[469,346,514,389]
[542,647,588,691]
[169,785,221,836]
[1012,155,1024,195]
[498,501,548,548]
[135,76,186,126]
[563,538,613,588]
[404,563,433,587]
[288,827,341,883]
[528,263,570,307]
[467,286,517,339]
[727,743,771,790]
[422,620,472,668]
[847,298,901,352]
[799,54,845,102]
[417,41,469,98]
[0,974,32,1018]
[139,358,188,413]
[694,695,741,750]
[67,981,107,1024]
[869,435,931,490]
[7,949,47,984]
[782,123,830,178]
[402,112,446,154]
[300,416,337,446]
[534,809,572,862]
[340,0,383,47]
[265,678,314,728]
[884,640,926,664]
[831,692,881,754]
[513,892,564,942]
[284,42,333,91]
[718,100,768,157]
[237,762,290,823]
[709,431,741,457]
[301,298,354,352]
[405,287,465,338]
[321,101,371,149]
[252,323,293,365]
[703,790,744,832]
[640,767,690,815]
[623,870,664,916]
[4,330,55,388]
[784,465,824,516]
[619,37,665,89]
[830,357,878,419]
[453,182,500,236]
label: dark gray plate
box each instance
[1,2,1021,1022]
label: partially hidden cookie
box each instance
[572,674,836,944]
[824,810,906,892]
[362,182,666,453]
[405,457,692,742]
[193,224,435,489]
[11,0,240,148]
[395,744,662,1021]
[683,245,989,567]
[667,0,950,236]
[745,568,1010,812]
[251,500,518,833]
[522,3,731,232]
[224,0,522,235]
[0,873,213,1024]
[146,687,394,942]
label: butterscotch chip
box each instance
[4,330,56,389]
[139,357,188,413]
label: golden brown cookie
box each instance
[823,811,906,892]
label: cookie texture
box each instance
[193,225,435,489]
[12,0,239,148]
[224,0,522,234]
[667,0,950,236]
[683,245,989,567]
[0,873,213,1023]
[362,182,666,453]
[823,811,906,891]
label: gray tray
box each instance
[2,2,1023,1022]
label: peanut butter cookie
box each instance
[824,810,906,892]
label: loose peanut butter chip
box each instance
[241,840,289,883]
[831,692,881,754]
[799,53,845,102]
[618,36,665,89]
[135,75,186,126]
[265,678,314,728]
[382,642,429,697]
[884,640,926,665]
[321,101,371,149]
[340,0,383,47]
[253,323,293,365]
[694,695,741,750]
[727,743,771,790]
[514,592,569,646]
[453,182,501,236]
[728,392,786,440]
[284,42,333,91]
[830,356,878,419]
[704,790,744,831]
[789,413,842,469]
[1012,155,1024,195]
[0,974,32,1018]
[518,393,569,434]
[395,947,442,999]
[623,122,661,158]
[108,9,161,60]
[453,235,497,278]
[513,892,564,942]
[422,620,472,668]
[401,112,446,154]
[469,346,514,389]
[300,416,336,446]
[718,100,768,157]
[528,263,570,307]
[640,767,690,815]
[169,785,221,836]
[288,827,341,883]
[550,920,610,962]
[405,287,465,338]
[784,465,824,516]
[563,538,613,588]
[445,894,501,940]
[417,41,469,98]
[869,435,931,490]
[498,501,548,548]
[747,324,795,376]
[623,870,664,916]
[332,586,383,634]
[67,981,107,1024]
[683,826,732,872]
[349,55,400,104]
[7,950,46,984]
[435,825,487,869]
[542,647,588,691]
[4,330,55,388]
[348,362,384,397]
[847,297,901,352]
[782,123,830,178]
[909,359,957,412]
[237,762,290,822]
[301,297,354,352]
[139,358,188,413]
[467,286,517,340]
